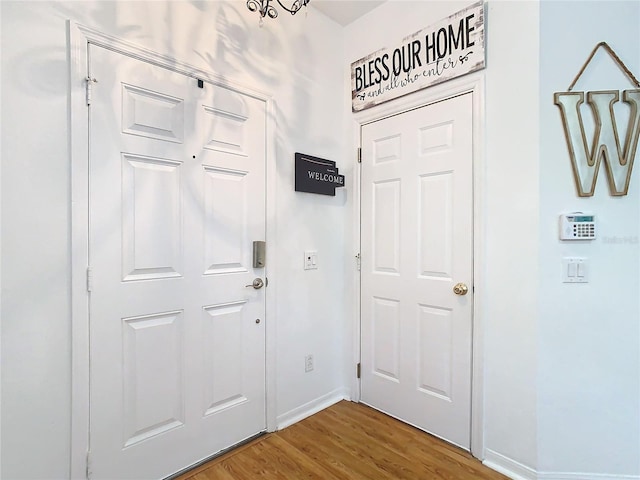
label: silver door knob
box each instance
[246,278,264,289]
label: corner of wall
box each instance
[482,0,540,472]
[275,387,350,431]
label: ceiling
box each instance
[310,0,386,26]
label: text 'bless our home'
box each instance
[354,14,477,91]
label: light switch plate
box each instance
[304,251,318,270]
[562,257,588,283]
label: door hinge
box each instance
[357,147,362,163]
[86,266,93,293]
[355,253,361,271]
[356,362,361,379]
[85,77,98,106]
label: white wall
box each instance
[2,4,73,476]
[344,0,540,474]
[483,2,540,473]
[538,1,640,477]
[0,2,347,478]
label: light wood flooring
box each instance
[177,400,508,480]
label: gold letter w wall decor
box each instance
[555,42,640,197]
[555,89,640,196]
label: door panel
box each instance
[121,153,183,281]
[372,297,401,381]
[373,180,401,273]
[202,302,247,415]
[89,45,266,479]
[361,93,473,449]
[203,167,249,274]
[122,310,185,447]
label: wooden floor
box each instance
[177,401,507,480]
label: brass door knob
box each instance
[453,282,469,296]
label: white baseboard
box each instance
[483,449,537,480]
[538,473,640,480]
[483,450,639,480]
[276,387,350,431]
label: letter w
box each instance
[554,89,640,196]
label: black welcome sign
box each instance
[295,153,345,196]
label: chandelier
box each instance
[246,0,310,20]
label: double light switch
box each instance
[562,257,588,283]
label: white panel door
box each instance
[360,93,473,449]
[88,45,267,479]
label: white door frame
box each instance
[67,22,278,478]
[350,74,486,460]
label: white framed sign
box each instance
[350,1,485,112]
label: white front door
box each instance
[360,93,474,449]
[88,45,267,479]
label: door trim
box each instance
[67,21,278,478]
[351,74,486,460]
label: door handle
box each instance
[246,278,264,289]
[453,282,469,296]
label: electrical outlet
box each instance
[304,354,314,372]
[304,251,318,270]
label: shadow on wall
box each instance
[193,3,283,88]
[13,0,340,162]
[5,0,343,232]
[7,46,68,98]
[6,0,144,97]
[186,2,342,195]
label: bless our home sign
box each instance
[351,1,485,112]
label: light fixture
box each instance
[246,0,310,20]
